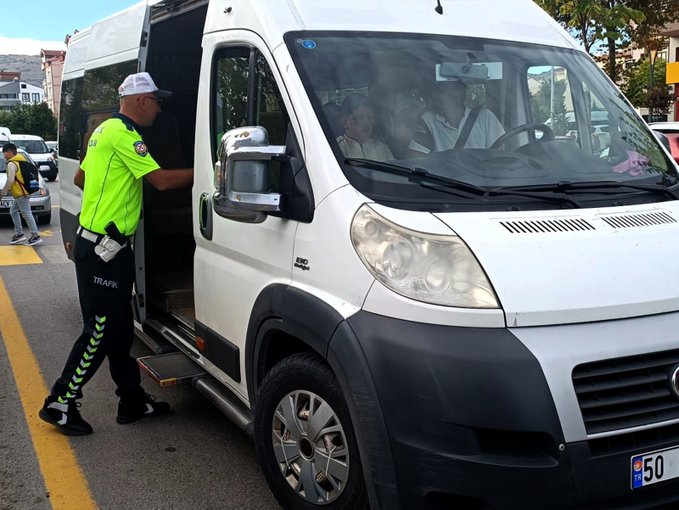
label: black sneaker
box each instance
[116,393,171,424]
[27,234,43,246]
[39,396,93,436]
[10,233,26,244]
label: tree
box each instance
[530,77,570,135]
[0,103,57,140]
[621,58,674,114]
[534,0,679,83]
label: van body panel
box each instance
[194,30,298,400]
[435,203,679,326]
[86,2,149,70]
[62,29,90,79]
[291,186,377,318]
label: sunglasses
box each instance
[143,96,163,105]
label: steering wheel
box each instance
[489,122,554,150]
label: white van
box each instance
[10,134,58,181]
[58,1,679,508]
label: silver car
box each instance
[0,149,51,224]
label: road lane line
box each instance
[0,276,97,510]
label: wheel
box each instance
[254,353,368,510]
[489,122,554,150]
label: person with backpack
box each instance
[0,143,42,246]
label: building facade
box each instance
[41,49,65,117]
[0,78,44,110]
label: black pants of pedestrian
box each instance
[52,234,145,404]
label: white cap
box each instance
[118,72,171,98]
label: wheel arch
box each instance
[245,284,402,509]
[245,283,342,402]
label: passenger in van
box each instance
[410,80,504,153]
[337,93,394,161]
[39,72,194,437]
[371,68,427,159]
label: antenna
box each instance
[435,0,443,14]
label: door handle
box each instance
[198,192,213,240]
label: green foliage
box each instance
[534,0,679,83]
[621,58,674,113]
[0,103,57,139]
[530,77,569,136]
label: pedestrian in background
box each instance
[39,72,193,436]
[0,143,42,246]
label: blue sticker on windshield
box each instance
[297,39,317,49]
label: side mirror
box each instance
[216,126,286,214]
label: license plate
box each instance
[631,446,679,489]
[0,199,11,208]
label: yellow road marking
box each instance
[0,245,43,266]
[0,276,97,509]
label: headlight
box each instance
[351,204,499,308]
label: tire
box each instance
[254,353,368,510]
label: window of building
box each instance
[22,93,30,102]
[32,93,40,103]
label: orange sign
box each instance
[667,62,679,84]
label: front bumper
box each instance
[0,196,51,217]
[342,311,679,509]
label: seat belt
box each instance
[454,105,482,149]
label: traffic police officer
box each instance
[40,72,193,435]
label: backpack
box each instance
[16,160,40,195]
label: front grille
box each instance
[573,349,679,436]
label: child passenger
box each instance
[337,93,394,161]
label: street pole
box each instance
[649,49,658,123]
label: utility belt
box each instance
[77,224,131,262]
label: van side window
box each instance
[213,48,250,147]
[59,77,84,160]
[254,53,289,146]
[212,48,289,150]
[527,65,576,143]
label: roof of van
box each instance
[10,134,44,141]
[63,0,580,79]
[204,0,578,50]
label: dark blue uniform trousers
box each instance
[52,234,145,403]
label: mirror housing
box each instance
[217,126,285,213]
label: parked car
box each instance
[0,149,51,224]
[649,121,679,165]
[10,134,58,181]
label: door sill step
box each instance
[138,351,206,386]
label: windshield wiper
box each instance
[496,180,679,201]
[345,157,582,207]
[345,158,488,194]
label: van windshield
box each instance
[15,140,48,154]
[286,32,677,211]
